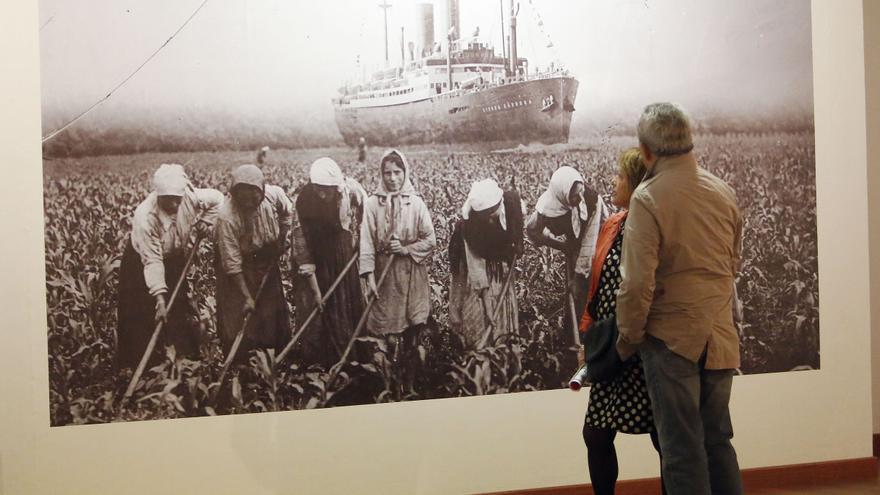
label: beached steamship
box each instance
[332,0,578,147]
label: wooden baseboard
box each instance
[479,457,878,495]
[740,457,877,491]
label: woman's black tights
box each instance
[582,424,667,495]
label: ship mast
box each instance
[499,0,507,62]
[508,0,518,76]
[379,0,391,66]
[447,26,454,90]
[400,26,405,66]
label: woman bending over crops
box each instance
[526,165,608,347]
[448,179,524,350]
[215,165,292,358]
[360,149,436,396]
[578,148,664,495]
[291,157,368,368]
[117,163,223,369]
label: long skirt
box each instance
[449,258,518,350]
[563,250,589,348]
[215,242,289,360]
[292,230,365,368]
[116,239,200,369]
[367,253,431,336]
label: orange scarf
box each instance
[579,210,628,332]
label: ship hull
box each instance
[334,76,578,147]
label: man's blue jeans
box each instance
[639,335,743,495]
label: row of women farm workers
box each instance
[117,149,608,399]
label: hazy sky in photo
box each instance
[39,0,813,131]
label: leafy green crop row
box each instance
[43,133,818,425]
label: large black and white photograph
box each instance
[41,0,817,426]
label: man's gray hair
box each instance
[637,102,694,156]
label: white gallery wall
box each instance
[0,1,874,494]
[866,0,880,436]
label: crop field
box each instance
[42,132,818,425]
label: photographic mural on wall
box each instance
[40,0,816,425]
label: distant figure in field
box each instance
[117,164,223,369]
[526,166,608,348]
[256,146,270,167]
[360,149,436,396]
[291,157,368,368]
[214,165,292,359]
[448,179,524,349]
[357,137,367,163]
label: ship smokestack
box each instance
[447,0,460,45]
[414,3,434,58]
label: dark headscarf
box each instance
[451,190,524,268]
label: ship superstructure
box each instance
[333,0,578,146]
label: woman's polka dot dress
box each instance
[584,221,655,434]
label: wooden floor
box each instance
[483,459,879,495]
[751,474,880,494]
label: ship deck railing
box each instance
[450,69,572,96]
[334,69,572,107]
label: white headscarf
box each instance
[376,149,416,197]
[309,157,345,187]
[535,165,589,238]
[231,164,265,191]
[461,178,506,230]
[309,157,356,231]
[152,163,189,197]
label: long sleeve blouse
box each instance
[525,192,608,278]
[216,185,292,276]
[130,187,224,296]
[359,193,436,275]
